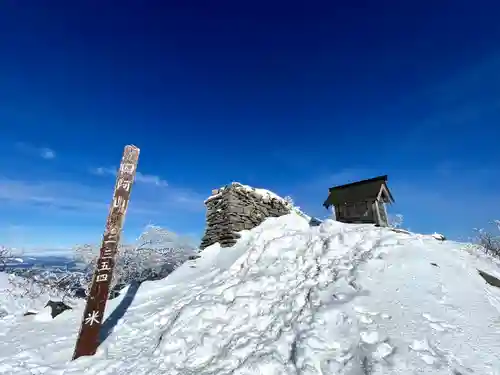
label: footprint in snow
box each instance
[422,313,457,332]
[372,342,394,361]
[359,315,374,324]
[409,339,474,373]
[354,306,379,316]
[422,312,441,323]
[409,338,440,365]
[428,283,448,305]
[359,331,396,364]
[354,305,392,323]
[360,331,381,344]
[354,305,396,364]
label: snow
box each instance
[0,272,77,318]
[205,182,312,221]
[33,306,55,322]
[0,273,49,317]
[205,182,291,209]
[204,182,287,204]
[232,183,312,221]
[0,214,500,374]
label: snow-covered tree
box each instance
[283,195,294,208]
[6,269,83,303]
[1,269,85,316]
[73,225,198,294]
[0,246,12,272]
[389,214,404,229]
[471,221,500,259]
[0,246,10,272]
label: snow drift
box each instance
[0,213,499,374]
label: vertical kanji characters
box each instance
[73,145,140,360]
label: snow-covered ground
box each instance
[0,213,500,374]
[0,272,77,319]
[0,273,46,317]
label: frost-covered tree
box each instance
[2,269,84,316]
[0,245,22,272]
[8,269,83,302]
[282,195,313,222]
[283,195,294,208]
[73,225,198,294]
[0,246,84,315]
[2,273,50,314]
[471,220,500,259]
[388,214,404,229]
[0,246,13,272]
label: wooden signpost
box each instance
[72,145,140,360]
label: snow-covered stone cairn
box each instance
[200,182,292,249]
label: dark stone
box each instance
[309,217,322,227]
[390,228,411,235]
[73,288,87,299]
[478,269,500,288]
[109,289,121,300]
[45,300,72,319]
[433,234,446,241]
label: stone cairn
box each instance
[200,182,292,250]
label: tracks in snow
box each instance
[129,224,395,375]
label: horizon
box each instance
[0,1,499,254]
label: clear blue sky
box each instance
[0,1,499,252]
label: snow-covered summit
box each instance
[1,213,499,374]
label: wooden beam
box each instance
[373,201,382,226]
[381,201,389,226]
[72,145,140,360]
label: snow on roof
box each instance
[1,215,499,374]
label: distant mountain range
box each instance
[4,255,77,270]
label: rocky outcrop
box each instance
[478,269,500,289]
[45,300,72,318]
[200,183,292,249]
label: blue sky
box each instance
[0,1,499,253]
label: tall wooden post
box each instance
[72,145,140,360]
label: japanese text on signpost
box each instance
[72,145,140,360]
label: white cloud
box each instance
[91,166,168,187]
[91,167,116,176]
[0,175,203,219]
[15,142,56,160]
[40,148,56,159]
[0,167,204,249]
[135,172,168,187]
[0,178,110,214]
